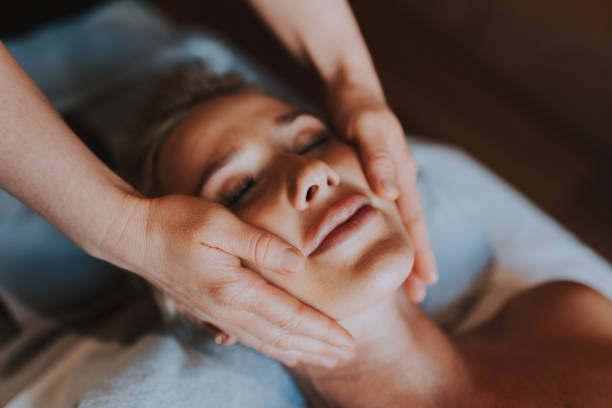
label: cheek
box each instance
[234,141,414,319]
[351,230,413,300]
[323,142,369,186]
[234,185,304,289]
[237,195,300,249]
[322,143,385,213]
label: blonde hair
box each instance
[111,61,247,195]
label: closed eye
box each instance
[223,176,256,208]
[221,130,330,208]
[297,130,331,155]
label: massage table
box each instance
[2,1,611,406]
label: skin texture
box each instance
[154,90,414,364]
[156,91,414,319]
[249,0,438,297]
[156,90,612,407]
[0,0,435,367]
[293,282,612,407]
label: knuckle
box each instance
[368,150,395,174]
[318,317,336,344]
[207,283,245,309]
[206,285,228,305]
[280,302,307,333]
[271,333,294,350]
[196,210,221,239]
[236,285,259,313]
[354,109,383,133]
[257,343,277,358]
[249,232,275,266]
[199,297,230,322]
[240,280,266,311]
[354,108,401,137]
[370,150,393,165]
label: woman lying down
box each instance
[113,62,612,407]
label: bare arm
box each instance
[0,42,142,269]
[249,0,438,295]
[248,0,381,93]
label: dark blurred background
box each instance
[4,0,611,262]
[159,0,612,264]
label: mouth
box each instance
[307,194,379,257]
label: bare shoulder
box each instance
[493,280,612,343]
[466,281,612,406]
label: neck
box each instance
[291,290,471,407]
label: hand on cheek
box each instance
[140,194,355,368]
[328,83,438,301]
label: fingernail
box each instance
[341,344,355,354]
[416,287,427,303]
[334,337,355,351]
[282,359,298,367]
[336,347,354,360]
[281,248,304,274]
[321,358,337,368]
[430,270,439,284]
[380,178,399,198]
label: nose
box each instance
[290,158,340,211]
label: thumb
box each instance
[206,211,305,275]
[355,134,399,200]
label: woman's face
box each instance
[156,90,413,318]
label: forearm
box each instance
[248,0,384,97]
[0,42,146,271]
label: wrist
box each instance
[86,188,150,275]
[325,68,389,135]
[324,60,385,106]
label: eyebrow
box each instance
[275,109,314,126]
[195,146,243,195]
[196,109,319,195]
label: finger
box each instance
[204,210,305,275]
[404,274,427,303]
[405,209,438,285]
[354,131,400,201]
[200,320,241,347]
[171,298,233,342]
[231,324,339,368]
[232,309,353,361]
[393,144,439,284]
[168,299,236,347]
[235,272,355,351]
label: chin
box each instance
[319,232,414,319]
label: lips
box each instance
[306,194,377,257]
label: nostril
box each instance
[327,177,333,186]
[306,185,318,201]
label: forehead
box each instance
[176,90,292,145]
[155,90,308,195]
[161,91,290,169]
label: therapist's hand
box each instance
[138,194,355,367]
[327,81,438,302]
[247,0,435,302]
